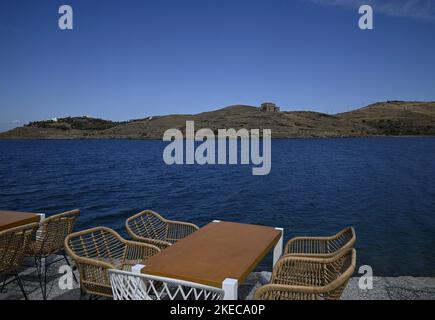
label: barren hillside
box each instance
[1,101,434,139]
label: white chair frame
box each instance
[109,269,224,300]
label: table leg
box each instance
[132,264,145,274]
[273,228,284,267]
[222,278,238,300]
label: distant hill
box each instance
[1,101,435,139]
[337,101,435,136]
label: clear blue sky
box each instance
[1,0,435,131]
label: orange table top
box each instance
[141,221,281,288]
[0,211,41,232]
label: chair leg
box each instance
[62,253,78,284]
[79,287,88,300]
[43,257,48,300]
[0,274,7,293]
[34,256,48,300]
[34,257,41,298]
[34,257,42,297]
[14,271,29,300]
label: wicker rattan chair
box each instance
[284,227,356,258]
[254,248,356,300]
[65,227,160,298]
[0,223,39,300]
[26,209,80,299]
[109,269,224,300]
[126,210,199,250]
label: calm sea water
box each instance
[1,138,435,276]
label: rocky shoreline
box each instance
[243,272,435,300]
[1,256,434,300]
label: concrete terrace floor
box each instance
[1,257,435,300]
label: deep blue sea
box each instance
[1,138,435,276]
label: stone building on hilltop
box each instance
[260,102,280,112]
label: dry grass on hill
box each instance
[1,101,435,139]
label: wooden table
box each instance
[0,211,42,232]
[133,221,283,300]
